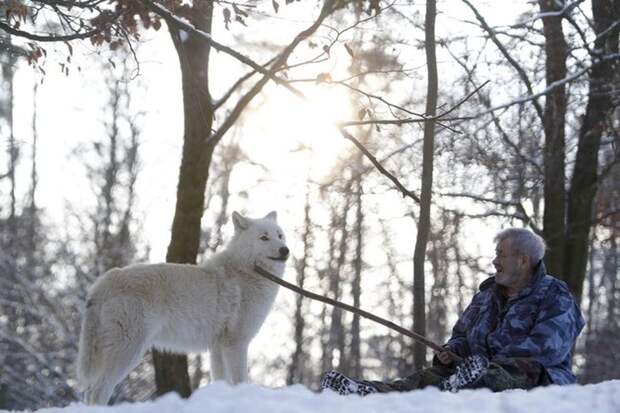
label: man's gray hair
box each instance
[494,228,547,265]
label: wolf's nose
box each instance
[280,246,290,258]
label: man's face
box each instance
[492,238,525,290]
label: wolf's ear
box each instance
[265,211,277,221]
[232,211,250,232]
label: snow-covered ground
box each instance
[10,380,620,413]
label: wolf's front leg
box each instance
[210,343,226,382]
[222,341,249,384]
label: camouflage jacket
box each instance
[445,262,585,385]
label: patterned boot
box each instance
[440,354,490,392]
[320,370,379,396]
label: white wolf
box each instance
[76,211,289,405]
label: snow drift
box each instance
[14,379,620,413]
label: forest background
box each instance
[0,0,618,410]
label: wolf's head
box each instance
[227,211,289,276]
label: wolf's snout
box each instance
[267,246,289,262]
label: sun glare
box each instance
[248,83,354,178]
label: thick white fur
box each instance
[76,211,288,405]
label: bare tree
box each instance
[287,189,314,385]
[564,0,620,303]
[539,0,569,277]
[349,167,365,377]
[412,0,438,369]
[321,179,355,373]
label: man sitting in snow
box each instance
[321,228,585,395]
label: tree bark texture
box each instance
[152,0,215,399]
[539,0,568,279]
[413,0,438,369]
[564,0,619,304]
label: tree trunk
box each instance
[451,215,466,314]
[333,204,352,373]
[286,191,313,385]
[564,0,619,303]
[209,144,239,252]
[350,176,364,377]
[320,191,350,373]
[27,81,38,266]
[427,227,448,346]
[539,0,568,277]
[152,0,215,398]
[412,0,437,369]
[7,51,17,247]
[98,80,120,273]
[323,185,354,373]
[605,234,618,323]
[320,207,341,373]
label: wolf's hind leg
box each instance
[84,297,148,405]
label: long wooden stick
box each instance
[253,264,462,363]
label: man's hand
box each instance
[435,349,456,365]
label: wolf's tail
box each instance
[76,300,102,387]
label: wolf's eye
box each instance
[278,233,283,240]
[260,235,269,241]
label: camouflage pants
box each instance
[364,358,550,393]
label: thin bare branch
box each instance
[436,80,490,118]
[339,117,471,128]
[443,43,543,174]
[461,0,545,122]
[213,56,278,110]
[440,192,542,234]
[207,1,335,145]
[284,1,397,71]
[470,53,620,117]
[0,15,117,42]
[141,0,305,98]
[338,128,421,203]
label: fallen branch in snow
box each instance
[253,264,462,363]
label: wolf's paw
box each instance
[320,370,378,396]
